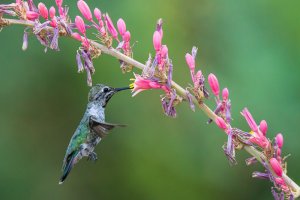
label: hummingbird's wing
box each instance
[89,116,126,137]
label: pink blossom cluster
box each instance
[195,70,292,198]
[241,108,290,197]
[130,19,176,117]
[1,0,133,86]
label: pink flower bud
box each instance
[104,14,118,39]
[82,37,89,48]
[58,6,65,18]
[241,108,258,132]
[215,117,227,130]
[100,27,106,36]
[123,42,130,51]
[277,148,281,157]
[153,31,162,51]
[72,32,83,41]
[122,31,131,42]
[185,53,195,73]
[77,0,92,21]
[94,8,101,22]
[55,0,63,8]
[276,133,284,149]
[49,6,56,19]
[75,16,86,35]
[26,11,39,20]
[222,88,229,101]
[161,45,168,58]
[275,177,285,185]
[270,158,283,177]
[208,73,220,97]
[50,17,57,27]
[38,3,48,20]
[117,18,126,36]
[259,120,268,136]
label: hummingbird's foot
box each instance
[87,152,98,162]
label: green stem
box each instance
[1,17,299,198]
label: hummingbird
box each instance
[59,84,131,184]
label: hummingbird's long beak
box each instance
[114,86,132,92]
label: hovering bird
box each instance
[59,84,131,184]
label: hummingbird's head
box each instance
[88,84,131,107]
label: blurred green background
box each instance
[1,0,300,199]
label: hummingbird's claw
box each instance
[87,152,98,162]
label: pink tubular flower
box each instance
[241,108,258,132]
[94,8,101,22]
[249,132,269,149]
[50,17,57,28]
[208,73,220,97]
[161,45,168,58]
[77,0,92,21]
[153,31,162,51]
[222,88,229,101]
[123,31,131,42]
[270,158,283,177]
[215,117,227,130]
[38,3,48,20]
[26,11,39,20]
[276,133,284,149]
[72,32,83,42]
[185,53,195,73]
[55,0,63,8]
[75,16,86,35]
[130,74,169,97]
[277,148,282,157]
[275,177,286,188]
[117,18,126,36]
[104,14,118,39]
[259,120,268,136]
[49,6,56,19]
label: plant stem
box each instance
[1,17,299,198]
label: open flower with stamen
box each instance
[241,108,269,148]
[130,73,170,97]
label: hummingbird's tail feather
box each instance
[59,151,78,184]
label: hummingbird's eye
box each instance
[103,87,109,93]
